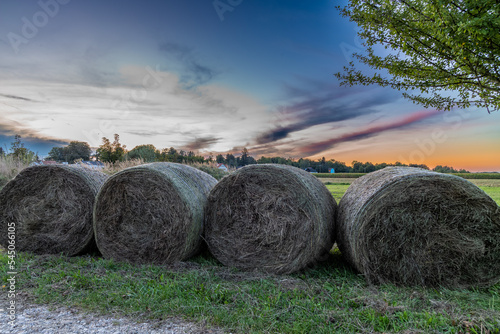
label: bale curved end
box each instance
[337,166,500,287]
[0,165,108,255]
[93,162,217,264]
[205,164,337,274]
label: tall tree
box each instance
[126,144,158,162]
[65,141,92,163]
[215,154,225,163]
[111,134,126,162]
[225,153,236,168]
[9,135,37,163]
[47,147,66,162]
[96,137,113,163]
[240,147,250,166]
[336,0,500,112]
[96,134,126,163]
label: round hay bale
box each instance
[0,165,108,256]
[93,162,217,264]
[205,164,337,274]
[337,166,500,287]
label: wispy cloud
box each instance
[184,136,220,151]
[255,84,400,145]
[0,93,35,102]
[0,118,68,153]
[159,42,219,88]
[0,67,274,154]
[298,109,443,156]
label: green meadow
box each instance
[323,178,500,205]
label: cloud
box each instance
[0,93,35,102]
[184,136,220,151]
[159,43,193,59]
[0,118,69,154]
[255,86,399,145]
[0,118,63,142]
[159,42,219,88]
[298,109,443,156]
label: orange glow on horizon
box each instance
[312,142,500,172]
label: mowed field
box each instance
[321,178,500,205]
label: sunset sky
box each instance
[1,0,499,171]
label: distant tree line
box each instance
[215,148,256,168]
[1,135,38,163]
[216,151,469,173]
[41,133,471,173]
[48,141,92,163]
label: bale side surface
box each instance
[205,164,337,274]
[93,162,217,264]
[0,165,108,255]
[337,166,500,287]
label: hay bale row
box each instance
[204,164,337,274]
[0,165,108,256]
[337,167,500,288]
[93,162,217,264]
[3,163,498,288]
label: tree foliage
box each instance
[432,164,469,173]
[47,141,91,163]
[335,0,500,112]
[8,135,38,163]
[66,141,91,163]
[126,144,159,162]
[47,147,66,162]
[97,134,127,163]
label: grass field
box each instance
[323,178,500,205]
[1,250,499,333]
[1,175,499,332]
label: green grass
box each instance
[315,173,366,178]
[324,178,500,205]
[315,172,500,179]
[452,173,500,179]
[324,183,350,203]
[1,251,499,333]
[483,185,500,204]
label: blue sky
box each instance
[1,0,499,171]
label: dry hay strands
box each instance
[337,166,500,288]
[0,165,108,256]
[93,162,217,265]
[205,164,337,275]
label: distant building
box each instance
[217,163,228,172]
[304,167,318,173]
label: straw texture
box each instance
[0,165,107,255]
[337,167,500,287]
[93,162,217,264]
[205,164,337,274]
